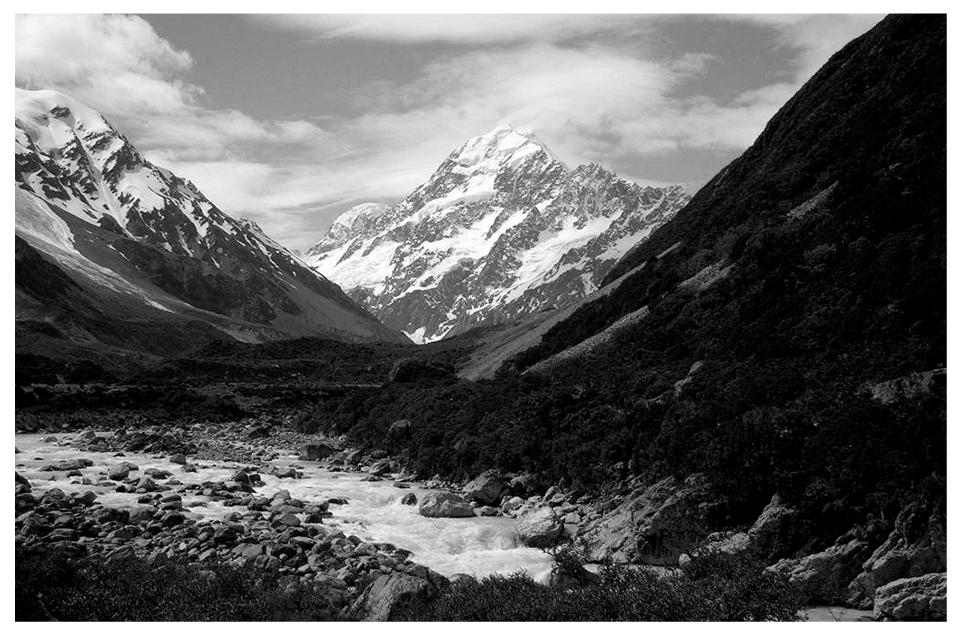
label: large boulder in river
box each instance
[41,458,93,472]
[767,539,873,604]
[578,474,711,565]
[516,506,563,548]
[418,491,474,518]
[300,443,336,461]
[847,502,946,609]
[873,572,946,621]
[463,470,508,506]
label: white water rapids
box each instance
[14,433,555,581]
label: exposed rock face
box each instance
[697,494,800,562]
[462,470,508,506]
[304,124,689,343]
[15,88,406,365]
[847,503,946,609]
[743,494,803,561]
[418,491,475,518]
[579,474,711,565]
[873,573,946,621]
[767,539,872,604]
[515,506,563,548]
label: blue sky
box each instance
[15,14,881,250]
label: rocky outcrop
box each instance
[767,539,872,603]
[579,474,711,565]
[516,506,563,548]
[418,491,475,518]
[847,503,946,609]
[873,573,946,621]
[697,494,802,562]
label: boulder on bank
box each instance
[508,473,540,498]
[418,491,474,518]
[463,470,508,506]
[300,443,336,461]
[516,506,563,548]
[873,572,946,620]
[352,573,439,621]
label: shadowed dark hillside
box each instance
[305,15,945,535]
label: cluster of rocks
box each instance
[571,471,946,621]
[768,501,946,620]
[16,431,454,619]
[413,470,591,549]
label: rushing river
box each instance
[14,433,555,581]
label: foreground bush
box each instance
[15,546,341,621]
[399,550,806,621]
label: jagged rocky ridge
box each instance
[304,125,689,343]
[15,88,407,365]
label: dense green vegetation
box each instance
[15,546,341,621]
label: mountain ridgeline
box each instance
[15,89,407,380]
[303,13,945,551]
[304,125,689,343]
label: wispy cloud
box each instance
[254,14,637,44]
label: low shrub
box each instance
[399,549,806,621]
[15,546,341,621]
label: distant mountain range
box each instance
[303,124,689,343]
[15,88,407,378]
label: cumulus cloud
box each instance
[15,13,884,251]
[15,14,332,160]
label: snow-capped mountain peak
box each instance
[449,122,565,174]
[304,125,691,343]
[15,87,406,346]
